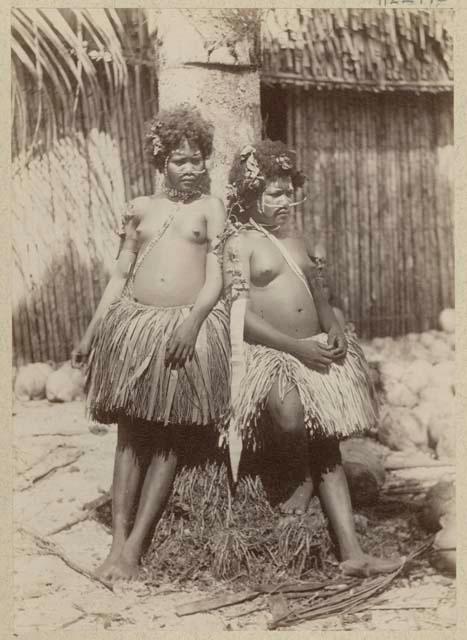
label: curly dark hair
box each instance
[227,139,305,217]
[144,104,214,172]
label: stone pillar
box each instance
[151,9,262,199]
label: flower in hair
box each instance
[152,134,163,158]
[276,154,293,171]
[239,145,264,190]
[226,183,238,201]
[240,144,256,160]
[148,121,164,158]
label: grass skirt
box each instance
[231,332,378,448]
[85,296,230,426]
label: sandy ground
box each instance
[13,400,456,636]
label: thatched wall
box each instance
[281,87,453,337]
[12,60,157,366]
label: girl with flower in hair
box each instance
[223,139,402,577]
[72,105,230,581]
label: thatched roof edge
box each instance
[261,8,453,92]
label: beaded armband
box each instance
[117,201,137,239]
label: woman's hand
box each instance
[292,338,335,372]
[71,336,93,368]
[165,318,200,368]
[327,323,348,360]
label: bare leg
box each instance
[314,441,403,577]
[111,426,178,580]
[267,383,314,515]
[95,417,150,580]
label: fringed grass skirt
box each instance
[231,333,378,449]
[86,296,230,427]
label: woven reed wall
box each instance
[287,87,454,338]
[12,62,157,366]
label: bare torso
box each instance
[131,196,211,306]
[246,230,322,338]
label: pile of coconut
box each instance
[360,307,456,576]
[13,360,85,403]
[361,308,456,462]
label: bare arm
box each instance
[71,203,142,364]
[165,198,226,367]
[188,198,226,330]
[302,240,338,332]
[308,275,338,333]
[303,242,347,357]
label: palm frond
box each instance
[11,8,129,160]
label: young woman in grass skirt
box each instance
[72,105,230,581]
[222,140,403,577]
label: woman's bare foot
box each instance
[279,479,314,515]
[100,542,141,582]
[107,554,140,581]
[95,553,121,581]
[340,553,405,577]
[95,537,127,581]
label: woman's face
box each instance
[251,176,294,226]
[166,138,205,192]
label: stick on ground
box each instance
[20,451,84,491]
[176,589,260,617]
[47,493,112,536]
[18,526,114,593]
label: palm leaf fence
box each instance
[12,8,157,365]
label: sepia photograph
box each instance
[11,4,457,635]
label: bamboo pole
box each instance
[434,99,449,310]
[403,96,415,334]
[376,94,388,335]
[439,94,454,308]
[327,93,339,311]
[428,96,446,320]
[390,96,401,336]
[401,97,416,334]
[351,93,363,333]
[365,92,377,338]
[393,96,405,336]
[357,93,369,337]
[302,90,310,239]
[410,96,425,333]
[364,94,377,336]
[309,91,322,251]
[343,91,354,326]
[294,87,304,233]
[419,96,437,331]
[359,93,369,336]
